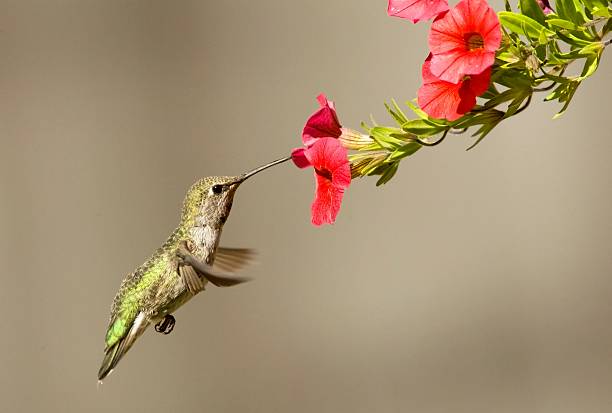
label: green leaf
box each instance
[592,5,611,18]
[369,127,407,149]
[556,0,587,24]
[546,18,581,30]
[482,88,521,109]
[384,100,409,126]
[499,11,554,41]
[405,100,431,121]
[520,0,547,24]
[376,162,399,186]
[493,69,533,89]
[603,17,612,35]
[462,110,505,150]
[577,53,600,80]
[578,42,604,56]
[545,80,581,118]
[404,101,453,128]
[556,31,592,47]
[401,119,445,136]
[572,0,590,21]
[540,72,571,83]
[496,51,521,63]
[504,92,532,118]
[552,83,579,118]
[581,0,611,17]
[392,99,409,122]
[453,109,504,131]
[466,119,502,150]
[388,142,421,161]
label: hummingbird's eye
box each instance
[211,184,224,194]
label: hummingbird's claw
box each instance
[154,314,175,335]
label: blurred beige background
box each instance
[1,1,611,412]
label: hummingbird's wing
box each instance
[178,265,206,295]
[213,247,256,273]
[177,246,250,289]
[98,312,149,381]
[202,271,250,287]
[179,261,248,292]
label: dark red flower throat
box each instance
[315,168,333,180]
[464,32,484,50]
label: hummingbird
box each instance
[98,156,290,381]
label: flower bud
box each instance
[350,152,388,178]
[339,128,375,150]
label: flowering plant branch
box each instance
[290,0,611,225]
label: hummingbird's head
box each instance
[193,175,244,228]
[182,156,291,229]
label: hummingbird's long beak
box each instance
[233,155,292,184]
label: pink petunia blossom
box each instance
[428,0,501,84]
[302,94,342,147]
[291,94,353,225]
[304,138,351,226]
[387,0,449,23]
[292,93,368,168]
[418,54,491,121]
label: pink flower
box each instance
[537,0,554,14]
[418,54,491,121]
[428,0,501,84]
[302,94,342,147]
[291,94,352,225]
[290,147,311,169]
[387,0,449,23]
[304,138,351,226]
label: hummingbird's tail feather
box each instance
[97,312,149,381]
[98,341,121,381]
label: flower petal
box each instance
[291,147,312,169]
[428,0,501,83]
[310,172,346,226]
[387,0,449,23]
[417,57,491,121]
[302,94,342,147]
[304,138,351,226]
[418,78,466,121]
[466,66,492,96]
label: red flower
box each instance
[418,54,490,121]
[387,0,449,23]
[290,147,311,169]
[428,0,501,84]
[302,94,342,147]
[291,94,352,226]
[304,138,351,226]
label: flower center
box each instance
[315,167,332,181]
[464,33,484,50]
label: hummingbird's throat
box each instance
[188,224,221,264]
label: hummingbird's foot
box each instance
[154,314,175,335]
